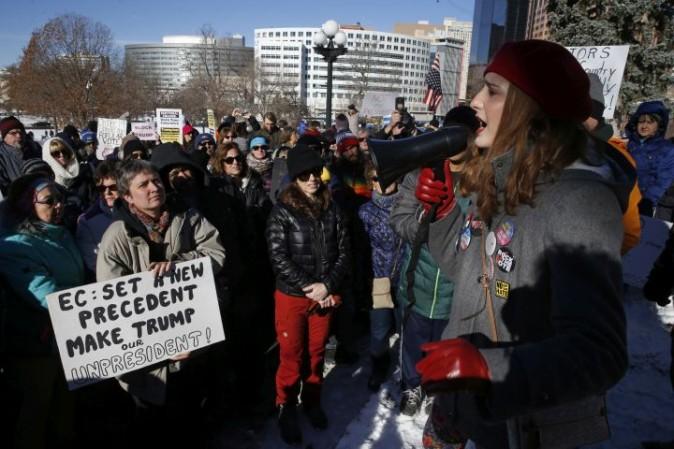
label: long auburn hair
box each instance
[460,83,587,224]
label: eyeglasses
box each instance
[199,142,215,147]
[251,145,269,151]
[297,168,323,182]
[371,176,379,183]
[34,196,63,207]
[129,151,145,160]
[51,150,69,159]
[223,155,243,165]
[97,184,118,193]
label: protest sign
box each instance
[156,108,183,144]
[207,109,216,135]
[131,121,156,141]
[47,257,225,390]
[361,91,399,117]
[623,216,672,288]
[567,45,630,119]
[96,118,127,160]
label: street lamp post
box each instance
[313,20,347,129]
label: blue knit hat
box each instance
[195,133,215,148]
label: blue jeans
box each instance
[369,308,399,357]
[401,308,448,389]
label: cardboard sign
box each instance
[156,108,183,144]
[623,216,672,288]
[207,109,216,135]
[131,121,156,141]
[96,118,127,160]
[567,45,630,119]
[47,257,225,390]
[360,91,399,117]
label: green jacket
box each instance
[397,244,453,320]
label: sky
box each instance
[1,0,474,67]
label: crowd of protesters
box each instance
[1,39,674,449]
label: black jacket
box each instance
[266,186,350,297]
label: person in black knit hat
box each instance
[266,142,351,444]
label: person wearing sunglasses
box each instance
[42,134,96,233]
[75,160,120,278]
[247,135,273,195]
[266,144,350,444]
[0,173,85,449]
[0,115,27,196]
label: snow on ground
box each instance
[218,287,674,449]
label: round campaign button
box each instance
[496,220,515,246]
[496,247,516,273]
[485,231,497,256]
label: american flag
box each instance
[423,53,443,112]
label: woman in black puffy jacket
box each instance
[265,143,350,445]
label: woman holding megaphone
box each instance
[414,40,628,448]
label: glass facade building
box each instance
[468,0,529,96]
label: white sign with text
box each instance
[131,121,156,141]
[567,45,630,119]
[96,118,127,160]
[47,257,225,390]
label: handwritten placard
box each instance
[46,257,225,390]
[96,118,127,160]
[567,45,630,119]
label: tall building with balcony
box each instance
[124,35,253,93]
[254,26,433,119]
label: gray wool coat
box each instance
[423,150,628,449]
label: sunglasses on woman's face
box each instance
[51,150,68,159]
[34,195,63,207]
[297,168,322,182]
[371,176,379,183]
[223,155,243,165]
[97,184,118,193]
[251,145,269,151]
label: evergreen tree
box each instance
[548,0,674,122]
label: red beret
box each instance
[485,40,591,122]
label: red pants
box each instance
[274,290,333,407]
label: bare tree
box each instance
[184,25,255,120]
[254,58,308,121]
[5,14,134,128]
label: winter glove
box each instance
[643,274,672,307]
[416,338,490,396]
[639,198,654,217]
[415,161,455,220]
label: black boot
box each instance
[303,404,328,429]
[278,403,302,444]
[367,353,390,391]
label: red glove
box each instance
[415,161,455,220]
[416,338,490,396]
